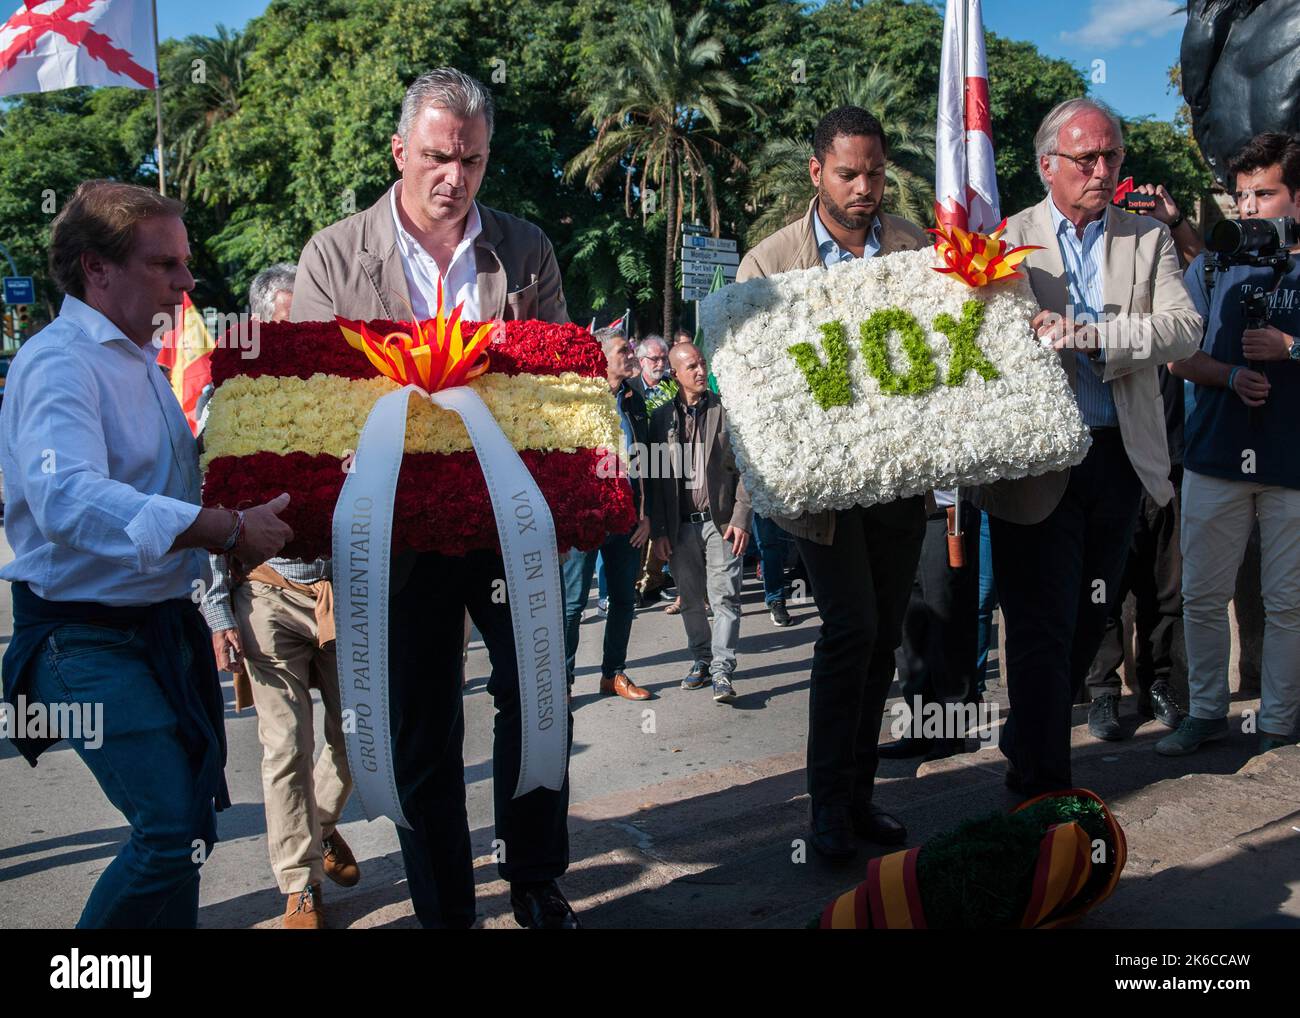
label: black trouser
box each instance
[388,550,570,928]
[793,498,926,811]
[1085,466,1187,708]
[895,501,982,719]
[989,431,1141,793]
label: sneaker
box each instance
[1087,693,1123,741]
[1154,716,1229,756]
[680,661,710,690]
[769,600,793,627]
[1259,734,1297,753]
[596,597,609,617]
[712,674,737,703]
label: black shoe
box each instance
[1143,680,1185,731]
[922,737,968,762]
[876,736,935,759]
[850,803,907,845]
[510,881,581,929]
[1088,693,1123,741]
[810,805,857,863]
[769,600,793,627]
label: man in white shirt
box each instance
[0,180,292,928]
[292,68,577,929]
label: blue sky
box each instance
[158,0,1187,123]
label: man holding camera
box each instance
[1161,133,1300,756]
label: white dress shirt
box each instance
[0,296,204,606]
[390,184,482,319]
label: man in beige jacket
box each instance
[974,98,1202,795]
[736,107,929,863]
[291,68,577,929]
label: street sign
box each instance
[3,276,35,305]
[680,247,739,266]
[686,265,738,284]
[682,223,709,236]
[682,273,734,291]
[682,234,737,252]
[681,286,712,302]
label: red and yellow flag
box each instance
[156,292,215,434]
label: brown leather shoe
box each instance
[283,885,325,929]
[322,830,361,887]
[599,672,652,700]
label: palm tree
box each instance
[566,3,758,332]
[165,25,253,204]
[747,66,936,246]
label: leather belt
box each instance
[682,509,712,524]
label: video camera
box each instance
[1205,216,1299,265]
[1201,216,1297,304]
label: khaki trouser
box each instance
[1181,470,1300,737]
[235,580,352,893]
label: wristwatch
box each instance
[1289,333,1300,361]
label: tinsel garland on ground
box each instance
[819,790,1126,929]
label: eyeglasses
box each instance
[642,354,667,361]
[1052,147,1126,173]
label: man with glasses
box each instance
[973,98,1202,795]
[632,335,678,413]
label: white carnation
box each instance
[698,248,1091,517]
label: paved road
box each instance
[0,526,846,927]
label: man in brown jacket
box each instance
[647,343,751,703]
[735,106,928,862]
[291,68,577,929]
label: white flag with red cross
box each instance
[0,0,157,97]
[935,0,1000,234]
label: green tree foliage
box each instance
[0,0,1208,334]
[747,65,937,244]
[566,3,756,333]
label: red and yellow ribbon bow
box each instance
[928,214,1042,288]
[336,279,493,392]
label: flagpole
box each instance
[151,0,166,196]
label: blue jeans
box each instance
[596,553,608,601]
[975,511,999,690]
[562,532,641,683]
[753,514,793,606]
[26,624,215,928]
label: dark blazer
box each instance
[645,390,752,547]
[615,380,650,518]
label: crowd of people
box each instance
[1,65,1297,931]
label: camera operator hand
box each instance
[1230,367,1271,407]
[1133,183,1203,266]
[1242,325,1295,361]
[1134,183,1180,225]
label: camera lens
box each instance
[1207,218,1281,256]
